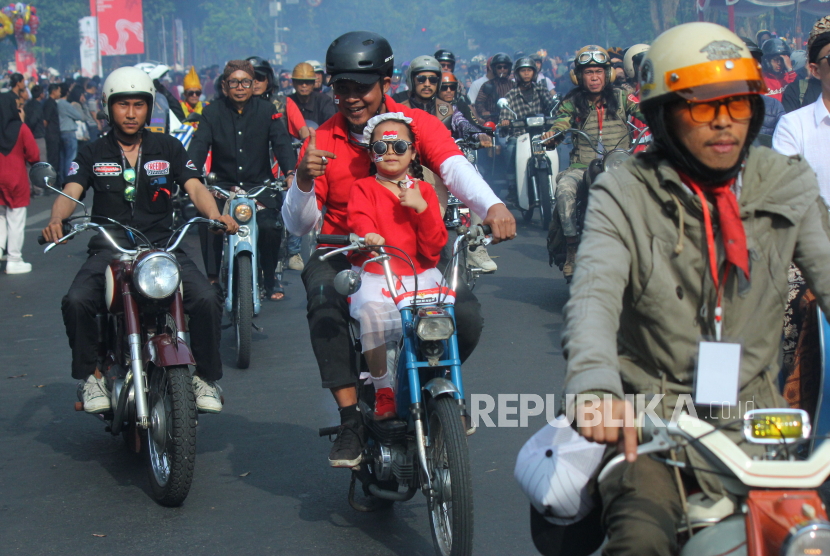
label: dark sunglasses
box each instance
[440,84,458,91]
[254,73,268,82]
[415,75,439,85]
[185,89,202,96]
[371,140,413,156]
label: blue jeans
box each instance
[287,233,302,256]
[60,131,78,181]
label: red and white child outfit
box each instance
[346,174,451,355]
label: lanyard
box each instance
[596,104,603,135]
[118,141,142,218]
[686,180,730,341]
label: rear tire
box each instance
[234,253,253,369]
[426,397,474,556]
[146,365,197,506]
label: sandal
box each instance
[265,285,285,301]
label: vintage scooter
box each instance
[527,409,830,556]
[205,173,284,369]
[317,225,492,556]
[497,98,559,230]
[31,162,227,507]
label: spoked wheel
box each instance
[426,397,473,556]
[234,253,253,369]
[146,365,197,506]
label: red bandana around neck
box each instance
[677,171,750,281]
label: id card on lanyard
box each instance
[687,180,741,407]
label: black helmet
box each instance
[434,49,456,66]
[513,57,537,80]
[761,38,791,72]
[246,56,275,93]
[491,52,512,70]
[326,31,394,85]
[740,37,763,62]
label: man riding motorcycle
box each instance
[188,60,297,301]
[435,48,468,99]
[541,44,641,281]
[623,44,651,152]
[761,37,796,101]
[396,55,454,127]
[41,67,238,414]
[499,56,557,202]
[180,66,207,129]
[561,23,830,556]
[281,31,515,468]
[475,52,514,124]
[289,62,337,126]
[248,56,308,141]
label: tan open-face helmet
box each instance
[292,62,316,81]
[623,44,649,80]
[639,22,766,106]
[570,45,615,86]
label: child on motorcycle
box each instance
[346,113,449,420]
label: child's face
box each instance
[371,120,415,177]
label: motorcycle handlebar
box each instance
[317,234,351,245]
[37,235,46,245]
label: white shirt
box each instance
[468,76,489,104]
[772,93,830,206]
[536,73,555,92]
[282,155,502,237]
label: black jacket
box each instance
[782,77,822,113]
[288,91,336,126]
[42,97,60,138]
[187,96,296,208]
[24,97,44,138]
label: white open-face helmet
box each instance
[623,44,649,80]
[102,66,156,124]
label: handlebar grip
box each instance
[317,234,351,245]
[37,235,47,245]
[480,225,492,235]
[209,220,228,231]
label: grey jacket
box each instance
[57,98,85,133]
[562,147,830,411]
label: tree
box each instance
[649,0,682,35]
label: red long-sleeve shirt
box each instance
[296,94,462,238]
[347,176,447,276]
[0,124,39,209]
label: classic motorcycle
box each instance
[497,98,559,230]
[546,125,648,277]
[205,174,285,369]
[317,225,492,556]
[31,162,227,507]
[528,409,830,556]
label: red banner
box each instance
[96,0,144,56]
[15,50,36,78]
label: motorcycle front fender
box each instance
[144,334,196,367]
[422,377,460,401]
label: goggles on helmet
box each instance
[577,50,609,66]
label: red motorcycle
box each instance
[32,162,226,506]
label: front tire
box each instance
[426,397,474,556]
[234,253,253,369]
[539,174,553,232]
[146,365,197,506]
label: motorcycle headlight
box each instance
[416,308,455,341]
[602,150,630,173]
[133,252,181,300]
[526,116,545,127]
[234,204,253,223]
[781,522,830,556]
[743,409,810,445]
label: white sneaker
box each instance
[193,375,223,413]
[467,247,497,272]
[5,260,32,274]
[82,374,111,413]
[288,253,305,271]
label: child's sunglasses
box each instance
[371,140,413,156]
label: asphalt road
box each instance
[0,195,571,556]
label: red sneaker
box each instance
[374,388,396,420]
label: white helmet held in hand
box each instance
[102,66,156,124]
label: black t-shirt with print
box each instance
[68,129,201,250]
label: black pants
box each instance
[45,132,62,186]
[199,204,283,292]
[61,250,224,381]
[302,231,484,389]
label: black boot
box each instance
[328,404,365,468]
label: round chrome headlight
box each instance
[602,150,630,173]
[234,204,253,223]
[781,522,830,556]
[133,252,181,300]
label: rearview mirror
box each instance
[496,98,510,110]
[28,162,56,189]
[333,269,361,296]
[206,172,217,185]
